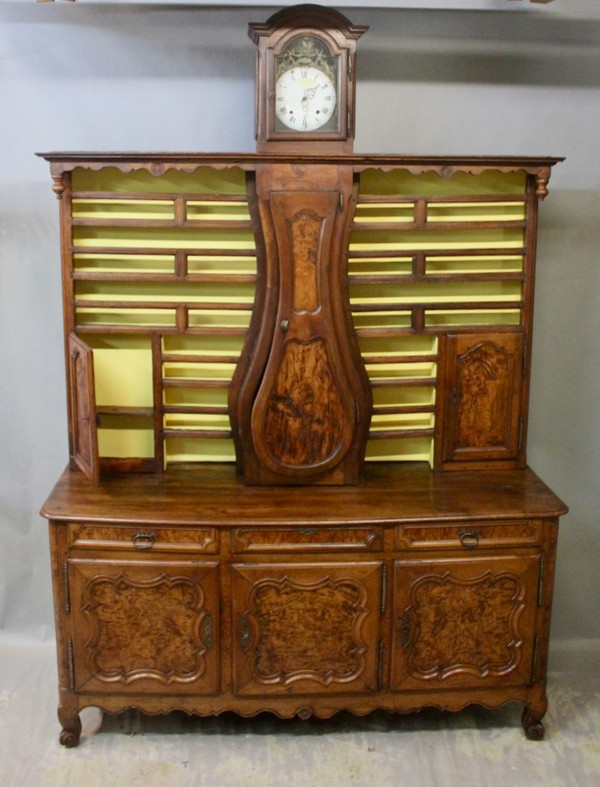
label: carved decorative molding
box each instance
[39,155,563,199]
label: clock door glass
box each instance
[276,67,336,131]
[274,37,339,134]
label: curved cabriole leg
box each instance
[521,705,546,741]
[58,704,82,748]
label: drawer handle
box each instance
[459,529,480,549]
[132,531,156,550]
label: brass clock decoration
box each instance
[274,37,338,133]
[249,4,368,153]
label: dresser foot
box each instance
[58,706,82,748]
[521,706,546,741]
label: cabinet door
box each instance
[232,561,382,695]
[440,331,524,468]
[68,333,99,484]
[68,558,219,695]
[391,554,540,691]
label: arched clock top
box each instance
[248,5,368,46]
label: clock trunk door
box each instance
[230,164,371,485]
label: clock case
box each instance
[249,5,368,154]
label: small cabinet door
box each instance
[231,561,383,695]
[391,554,540,691]
[68,333,99,484]
[68,558,219,695]
[440,331,524,468]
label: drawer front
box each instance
[231,526,382,553]
[395,520,541,551]
[68,523,218,553]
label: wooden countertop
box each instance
[41,463,568,527]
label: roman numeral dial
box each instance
[275,66,337,132]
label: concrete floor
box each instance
[1,636,598,787]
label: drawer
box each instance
[395,520,542,551]
[67,523,218,553]
[231,526,382,553]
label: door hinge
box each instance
[64,561,71,614]
[537,555,545,607]
[518,415,525,452]
[377,639,384,691]
[339,191,344,212]
[202,612,213,650]
[67,639,75,691]
[532,635,540,682]
[522,337,529,378]
[355,401,361,425]
[380,564,387,614]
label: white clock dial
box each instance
[275,66,337,132]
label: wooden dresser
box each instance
[39,150,566,745]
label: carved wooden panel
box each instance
[68,333,99,485]
[391,555,540,690]
[232,561,382,695]
[441,332,524,467]
[69,558,219,695]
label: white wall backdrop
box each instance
[1,1,599,646]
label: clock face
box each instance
[275,66,337,132]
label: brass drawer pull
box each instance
[132,531,156,550]
[458,529,480,549]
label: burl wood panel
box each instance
[392,555,540,690]
[232,562,382,695]
[262,338,347,467]
[442,332,524,466]
[289,208,321,313]
[69,559,219,694]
